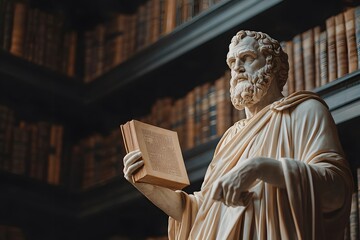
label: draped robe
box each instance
[168,91,353,240]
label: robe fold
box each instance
[168,91,353,240]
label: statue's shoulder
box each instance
[271,90,327,112]
[290,93,330,119]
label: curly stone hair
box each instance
[227,30,289,91]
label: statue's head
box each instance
[226,30,289,110]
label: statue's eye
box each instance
[243,55,255,63]
[228,58,235,67]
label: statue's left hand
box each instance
[210,158,260,207]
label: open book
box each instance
[120,120,190,190]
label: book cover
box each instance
[120,120,190,190]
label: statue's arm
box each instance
[123,150,184,221]
[291,99,351,212]
[210,156,285,206]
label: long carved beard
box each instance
[230,67,273,110]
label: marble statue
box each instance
[123,30,353,239]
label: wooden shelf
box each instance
[84,0,284,103]
[0,50,83,104]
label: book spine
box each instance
[175,0,183,26]
[302,28,315,90]
[95,24,105,79]
[193,0,200,16]
[200,83,210,143]
[319,31,328,86]
[82,137,96,188]
[10,1,27,57]
[185,90,195,149]
[194,85,202,146]
[355,6,360,70]
[159,0,167,36]
[285,40,295,94]
[36,11,47,66]
[29,8,39,62]
[37,122,50,181]
[47,124,57,184]
[350,192,358,240]
[23,7,33,61]
[293,34,305,91]
[165,0,176,34]
[335,12,348,78]
[136,3,146,51]
[11,122,28,175]
[2,0,14,51]
[67,31,77,77]
[151,0,160,43]
[208,83,217,140]
[326,16,337,82]
[145,0,153,47]
[314,26,321,88]
[44,13,55,69]
[84,30,94,83]
[215,76,226,136]
[345,7,358,73]
[28,124,38,179]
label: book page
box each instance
[141,128,182,177]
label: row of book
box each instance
[69,129,125,189]
[68,71,238,189]
[0,103,127,191]
[0,225,25,240]
[0,0,77,77]
[281,6,360,95]
[0,0,224,82]
[135,70,245,151]
[0,105,64,185]
[83,0,225,82]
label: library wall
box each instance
[0,0,360,239]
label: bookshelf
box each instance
[1,0,360,239]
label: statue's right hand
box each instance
[123,150,144,184]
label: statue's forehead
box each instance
[231,36,259,53]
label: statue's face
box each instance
[227,36,273,110]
